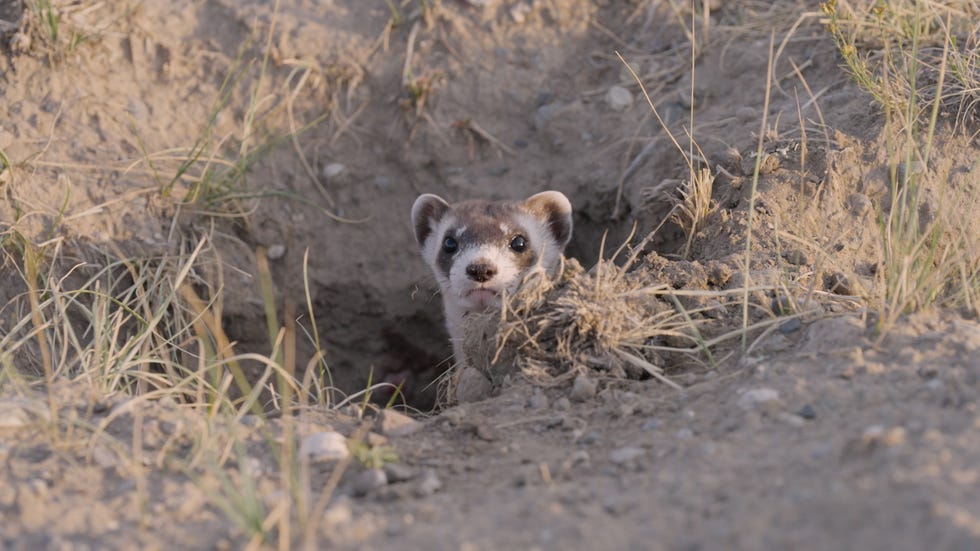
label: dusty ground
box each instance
[1,0,979,549]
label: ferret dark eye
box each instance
[442,236,458,254]
[510,235,528,253]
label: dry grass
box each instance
[823,0,980,331]
[823,0,979,130]
[0,5,393,546]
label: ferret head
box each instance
[412,191,573,313]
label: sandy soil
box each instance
[1,0,978,549]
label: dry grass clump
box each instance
[822,0,980,331]
[486,256,733,390]
[672,167,715,258]
[0,227,390,546]
[823,0,980,129]
[8,0,110,59]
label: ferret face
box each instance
[412,191,573,313]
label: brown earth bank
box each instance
[0,0,978,549]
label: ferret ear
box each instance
[524,191,573,249]
[411,194,451,248]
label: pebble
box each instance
[454,367,492,403]
[383,463,417,483]
[378,409,423,437]
[533,102,563,131]
[609,446,645,465]
[862,425,907,447]
[736,388,781,410]
[741,152,780,176]
[322,497,353,528]
[0,399,50,431]
[781,249,809,266]
[415,469,442,497]
[847,193,872,217]
[553,397,571,411]
[0,403,31,430]
[779,318,802,334]
[569,374,597,402]
[299,431,349,462]
[797,404,817,420]
[605,85,633,112]
[510,2,531,23]
[266,244,286,260]
[91,445,118,468]
[440,407,466,426]
[528,392,549,410]
[352,468,388,497]
[322,163,346,179]
[824,272,855,296]
[567,450,590,467]
[641,419,660,431]
[735,106,757,123]
[676,427,695,439]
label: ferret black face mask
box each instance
[411,191,573,364]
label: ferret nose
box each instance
[466,262,496,283]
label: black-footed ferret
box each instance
[411,191,573,364]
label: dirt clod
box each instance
[378,410,423,438]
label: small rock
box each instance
[737,388,781,410]
[917,365,938,379]
[605,85,633,112]
[378,409,423,437]
[415,469,442,497]
[475,422,502,442]
[299,431,349,462]
[533,102,563,131]
[454,367,492,403]
[322,497,353,528]
[797,404,817,420]
[383,463,417,483]
[741,152,780,176]
[266,244,286,260]
[676,427,695,439]
[91,445,117,468]
[567,450,590,467]
[705,261,733,287]
[778,318,802,334]
[569,374,597,402]
[863,425,906,447]
[365,432,389,447]
[641,419,660,431]
[771,296,794,315]
[352,468,388,497]
[781,249,809,266]
[824,272,855,295]
[440,407,466,426]
[0,399,49,431]
[322,163,346,179]
[528,392,549,411]
[735,106,757,123]
[553,397,571,411]
[609,446,645,465]
[847,193,872,217]
[509,1,531,23]
[0,404,31,430]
